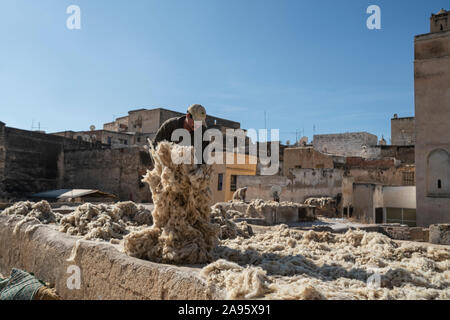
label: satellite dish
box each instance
[271,185,282,194]
[90,125,96,131]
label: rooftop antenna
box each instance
[31,121,47,132]
[264,110,267,130]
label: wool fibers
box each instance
[210,206,254,240]
[201,225,450,300]
[2,200,60,224]
[124,142,219,264]
[59,202,152,242]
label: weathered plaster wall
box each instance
[313,132,378,157]
[391,117,416,146]
[1,127,95,197]
[63,147,153,203]
[383,186,416,209]
[342,166,416,210]
[415,29,450,227]
[283,147,334,176]
[237,168,343,203]
[352,184,383,224]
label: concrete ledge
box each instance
[0,216,223,300]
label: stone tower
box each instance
[415,9,450,226]
[430,9,449,33]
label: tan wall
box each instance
[391,117,415,145]
[63,147,152,203]
[53,130,134,147]
[313,132,378,157]
[103,116,129,132]
[342,166,415,210]
[237,168,343,203]
[415,29,450,227]
[129,109,161,134]
[352,184,383,224]
[283,147,334,176]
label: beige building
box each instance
[282,147,338,176]
[52,130,135,148]
[104,107,241,140]
[313,132,378,157]
[391,115,415,146]
[210,152,257,204]
[415,9,450,227]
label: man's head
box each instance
[185,104,207,132]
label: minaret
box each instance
[430,8,449,32]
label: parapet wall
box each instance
[63,147,152,203]
[0,216,223,300]
[313,132,378,157]
[2,127,97,197]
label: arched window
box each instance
[427,149,450,197]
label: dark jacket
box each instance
[153,116,209,163]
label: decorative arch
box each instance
[427,148,450,197]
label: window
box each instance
[427,149,450,197]
[386,208,416,227]
[137,137,141,143]
[230,175,237,192]
[107,137,112,145]
[124,140,128,145]
[402,172,415,186]
[218,174,223,191]
[76,136,82,142]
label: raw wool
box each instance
[111,201,153,226]
[210,207,254,240]
[304,197,335,209]
[245,199,310,218]
[201,226,450,300]
[211,203,246,220]
[1,200,60,224]
[200,259,272,299]
[59,202,152,242]
[124,142,220,264]
[245,199,266,218]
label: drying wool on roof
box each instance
[124,142,219,264]
[304,197,335,209]
[59,201,152,242]
[1,200,60,224]
[245,199,315,221]
[210,206,253,240]
[211,203,247,220]
[201,226,450,300]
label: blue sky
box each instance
[0,0,446,143]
